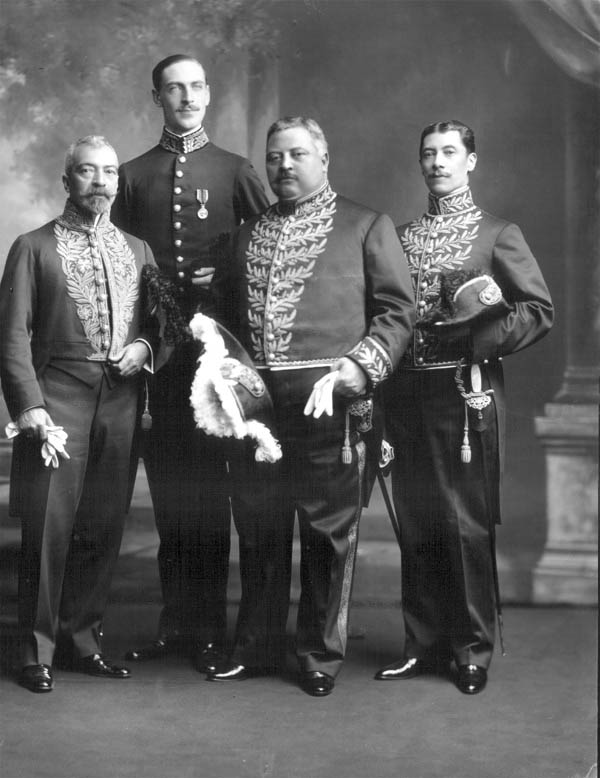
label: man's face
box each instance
[419,130,477,196]
[63,144,119,216]
[266,127,329,201]
[153,59,210,134]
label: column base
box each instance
[534,402,598,605]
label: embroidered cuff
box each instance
[346,337,392,387]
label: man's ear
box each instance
[152,89,161,107]
[62,174,69,193]
[467,152,477,173]
[322,151,329,173]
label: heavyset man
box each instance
[375,120,554,694]
[0,136,157,693]
[111,54,269,671]
[209,116,415,696]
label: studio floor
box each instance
[0,479,597,778]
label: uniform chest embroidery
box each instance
[54,222,138,358]
[245,190,336,363]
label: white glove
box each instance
[303,371,339,419]
[5,421,70,468]
[41,427,70,468]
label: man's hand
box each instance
[110,341,150,377]
[331,357,367,397]
[192,266,215,287]
[303,358,368,418]
[17,407,55,441]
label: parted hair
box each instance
[267,116,328,154]
[152,54,207,90]
[419,120,476,156]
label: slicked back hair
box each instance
[64,135,117,176]
[267,116,328,155]
[152,54,206,91]
[419,120,476,157]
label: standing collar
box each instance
[56,199,112,233]
[159,125,210,154]
[275,181,336,217]
[427,185,475,215]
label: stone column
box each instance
[533,77,599,604]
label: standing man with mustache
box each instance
[208,116,415,696]
[0,136,158,693]
[112,54,269,673]
[375,120,553,694]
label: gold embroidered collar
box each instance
[427,186,475,216]
[159,126,210,154]
[56,199,112,234]
[275,181,336,217]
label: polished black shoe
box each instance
[456,664,487,695]
[124,635,184,662]
[300,671,335,697]
[206,663,249,682]
[374,656,432,681]
[19,664,54,693]
[77,653,131,679]
[192,642,224,674]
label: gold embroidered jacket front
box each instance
[220,183,415,393]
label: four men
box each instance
[375,120,553,694]
[0,136,157,693]
[111,55,269,671]
[1,58,554,699]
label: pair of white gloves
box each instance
[303,357,368,419]
[5,410,70,469]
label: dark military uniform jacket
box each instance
[0,201,157,418]
[398,185,553,370]
[111,126,269,316]
[395,184,554,486]
[217,182,415,402]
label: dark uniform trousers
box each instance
[16,364,140,667]
[142,341,231,646]
[384,367,498,669]
[227,369,369,679]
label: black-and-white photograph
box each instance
[0,1,597,777]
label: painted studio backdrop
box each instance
[0,0,597,604]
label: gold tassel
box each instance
[141,379,152,431]
[461,402,471,463]
[341,408,352,464]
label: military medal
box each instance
[196,189,209,219]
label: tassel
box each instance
[141,379,152,431]
[460,403,471,463]
[341,408,352,464]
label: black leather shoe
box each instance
[300,671,335,697]
[206,663,249,682]
[456,664,487,695]
[77,653,131,678]
[19,664,54,693]
[124,635,184,662]
[192,642,224,674]
[374,657,431,680]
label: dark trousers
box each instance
[228,371,369,678]
[384,368,498,669]
[143,343,231,646]
[16,367,138,666]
